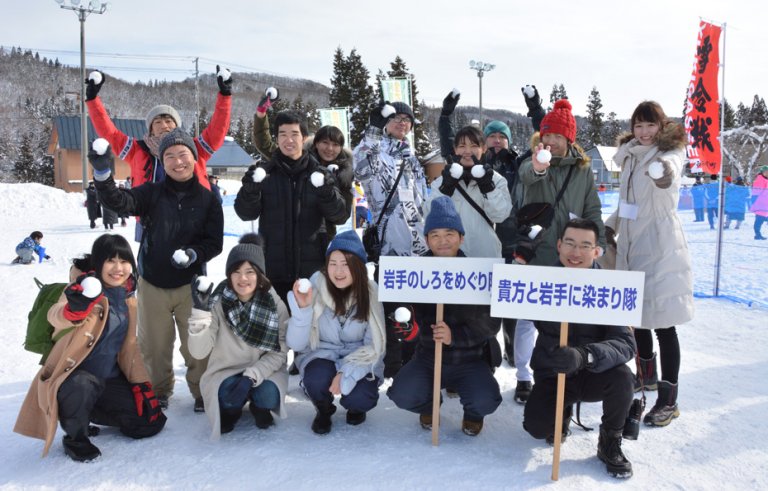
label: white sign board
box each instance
[378,256,504,305]
[491,264,645,326]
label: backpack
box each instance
[24,278,72,365]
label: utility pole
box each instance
[194,57,200,137]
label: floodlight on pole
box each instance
[469,59,495,129]
[53,0,107,192]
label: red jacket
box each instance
[86,94,232,190]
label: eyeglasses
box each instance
[561,239,596,252]
[390,116,411,124]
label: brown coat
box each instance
[14,293,149,457]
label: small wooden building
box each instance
[48,115,144,192]
[206,136,255,179]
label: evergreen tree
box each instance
[548,83,568,109]
[602,111,623,145]
[721,99,736,130]
[381,55,431,156]
[749,95,768,125]
[735,102,750,127]
[583,86,604,146]
[328,47,375,146]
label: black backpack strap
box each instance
[375,162,406,230]
[455,184,494,229]
[553,164,576,209]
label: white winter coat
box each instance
[188,288,290,440]
[605,125,694,329]
[426,171,512,258]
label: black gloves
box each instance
[257,87,279,113]
[438,162,462,197]
[441,90,460,116]
[473,160,495,194]
[522,85,541,112]
[241,164,265,194]
[310,167,337,198]
[549,346,588,375]
[216,65,233,96]
[88,141,114,181]
[605,226,617,248]
[370,101,396,129]
[171,248,197,269]
[131,382,163,423]
[85,71,104,101]
[63,271,103,322]
[191,275,213,311]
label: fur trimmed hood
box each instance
[308,272,386,367]
[529,132,591,169]
[615,120,686,152]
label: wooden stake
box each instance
[551,321,569,481]
[431,303,444,446]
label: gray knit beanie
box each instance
[226,233,266,275]
[145,104,182,131]
[158,128,198,161]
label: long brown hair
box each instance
[323,251,370,322]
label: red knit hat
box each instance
[540,99,577,143]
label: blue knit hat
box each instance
[424,196,465,235]
[483,120,512,143]
[326,230,367,265]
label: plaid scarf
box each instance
[210,282,280,352]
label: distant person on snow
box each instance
[85,182,101,229]
[14,231,49,264]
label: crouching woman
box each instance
[287,230,386,434]
[14,234,166,462]
[188,234,289,439]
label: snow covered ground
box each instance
[0,183,766,490]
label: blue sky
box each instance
[5,0,766,118]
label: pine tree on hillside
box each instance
[735,102,750,127]
[548,84,568,110]
[329,47,375,146]
[721,100,736,130]
[582,86,604,147]
[602,111,623,146]
[749,95,768,125]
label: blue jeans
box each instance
[387,354,501,421]
[218,374,280,411]
[302,358,380,413]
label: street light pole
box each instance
[54,0,107,192]
[469,60,495,129]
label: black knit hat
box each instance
[226,233,266,275]
[158,128,198,161]
[391,102,415,124]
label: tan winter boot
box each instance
[643,380,680,426]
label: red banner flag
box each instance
[685,21,722,175]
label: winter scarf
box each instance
[309,273,386,367]
[210,282,280,352]
[143,133,163,158]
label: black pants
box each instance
[635,327,680,384]
[501,317,517,359]
[57,369,166,441]
[523,365,633,439]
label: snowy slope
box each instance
[0,183,766,490]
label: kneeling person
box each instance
[387,196,502,436]
[522,218,635,478]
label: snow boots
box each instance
[311,399,336,435]
[249,403,274,429]
[597,425,633,478]
[62,435,101,463]
[634,353,658,392]
[644,380,680,426]
[346,410,366,426]
[514,380,533,404]
[220,408,242,434]
[461,418,484,436]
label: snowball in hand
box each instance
[92,138,109,156]
[310,171,325,188]
[327,164,339,173]
[196,276,212,293]
[394,307,411,323]
[88,71,102,85]
[381,104,396,118]
[648,161,664,179]
[451,88,461,98]
[252,167,266,183]
[173,249,189,264]
[449,163,463,179]
[523,85,536,98]
[536,149,552,164]
[297,278,311,294]
[217,67,231,81]
[528,224,543,239]
[80,277,102,299]
[471,165,486,179]
[266,87,278,100]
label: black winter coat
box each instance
[95,175,224,289]
[234,151,349,283]
[86,186,101,221]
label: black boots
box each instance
[514,381,533,404]
[63,435,101,462]
[311,399,336,435]
[346,410,366,426]
[634,353,658,392]
[220,408,242,434]
[597,426,633,478]
[249,403,275,429]
[644,380,680,426]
